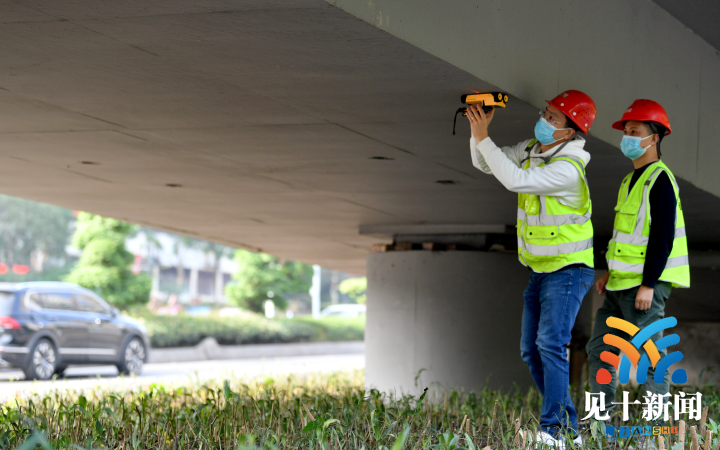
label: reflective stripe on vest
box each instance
[606,161,690,290]
[611,225,686,246]
[519,236,594,256]
[516,141,594,272]
[607,255,690,274]
[517,205,592,226]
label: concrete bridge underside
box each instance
[1,0,719,390]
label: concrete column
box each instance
[151,265,160,293]
[311,265,321,319]
[365,250,534,395]
[330,270,339,304]
[215,269,225,303]
[189,268,199,298]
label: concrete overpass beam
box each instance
[327,0,720,198]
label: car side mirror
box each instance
[111,307,119,317]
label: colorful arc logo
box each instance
[597,316,687,385]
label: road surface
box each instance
[0,353,364,400]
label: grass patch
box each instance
[2,370,717,449]
[130,310,365,348]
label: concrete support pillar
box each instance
[151,265,160,293]
[330,270,339,304]
[311,265,321,319]
[189,268,199,298]
[365,250,534,395]
[215,269,225,303]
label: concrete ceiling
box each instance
[653,0,720,52]
[1,0,719,275]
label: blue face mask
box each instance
[534,117,570,145]
[620,135,653,160]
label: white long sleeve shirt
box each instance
[470,136,591,208]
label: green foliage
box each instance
[225,250,313,312]
[290,316,365,342]
[338,277,367,304]
[0,194,73,270]
[138,312,313,348]
[70,212,135,249]
[4,371,718,449]
[129,310,364,348]
[65,212,150,308]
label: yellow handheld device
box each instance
[453,92,509,135]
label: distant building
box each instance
[125,232,236,304]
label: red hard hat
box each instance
[546,90,596,135]
[611,99,672,135]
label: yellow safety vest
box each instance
[517,140,594,272]
[606,160,690,290]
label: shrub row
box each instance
[133,312,365,348]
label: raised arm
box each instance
[470,136,528,174]
[467,105,527,173]
[477,137,580,196]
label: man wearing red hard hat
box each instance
[466,90,596,447]
[585,100,690,419]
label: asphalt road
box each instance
[0,353,364,400]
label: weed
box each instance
[1,370,717,449]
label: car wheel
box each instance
[54,365,68,377]
[117,337,145,376]
[24,339,57,381]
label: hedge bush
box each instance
[131,310,365,348]
[291,316,365,342]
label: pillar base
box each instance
[365,250,534,395]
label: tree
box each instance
[0,194,73,272]
[225,250,312,313]
[338,277,367,304]
[65,213,151,308]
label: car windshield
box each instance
[0,292,15,315]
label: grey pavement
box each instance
[0,353,364,401]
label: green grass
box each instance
[129,310,365,348]
[2,370,718,449]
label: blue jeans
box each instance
[520,265,594,438]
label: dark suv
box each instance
[0,282,149,380]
